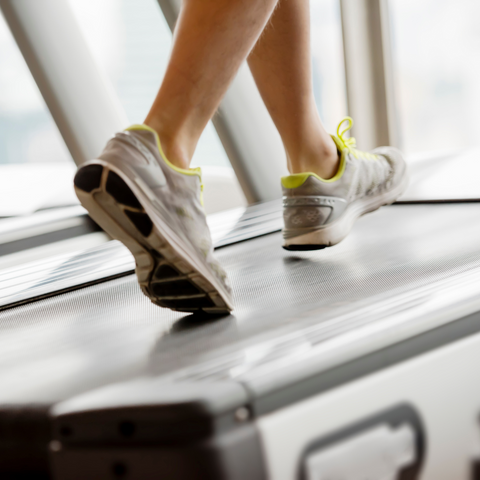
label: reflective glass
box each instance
[68,0,230,169]
[70,0,348,161]
[0,12,72,165]
[310,0,348,132]
[389,0,480,154]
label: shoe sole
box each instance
[283,171,409,251]
[74,163,232,314]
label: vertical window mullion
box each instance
[339,0,398,149]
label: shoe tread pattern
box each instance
[74,164,229,314]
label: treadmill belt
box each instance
[2,203,480,408]
[0,200,283,310]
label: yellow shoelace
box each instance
[337,117,378,161]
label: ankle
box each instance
[144,119,192,170]
[287,136,340,179]
[158,133,191,170]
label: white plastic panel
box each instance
[258,329,480,480]
[305,424,415,480]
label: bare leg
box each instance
[248,0,339,178]
[145,0,278,169]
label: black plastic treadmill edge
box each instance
[49,381,266,480]
[0,404,52,480]
[50,422,265,480]
[298,404,425,480]
[50,380,249,438]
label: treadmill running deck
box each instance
[1,203,480,412]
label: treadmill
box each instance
[2,2,480,477]
[2,162,480,479]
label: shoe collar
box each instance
[125,124,202,179]
[125,124,204,205]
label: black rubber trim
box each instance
[395,199,480,204]
[105,171,142,209]
[154,264,180,279]
[0,405,51,480]
[161,296,215,309]
[50,423,267,480]
[152,279,201,297]
[124,210,153,237]
[472,459,480,480]
[50,382,267,480]
[74,165,103,193]
[0,220,101,257]
[282,244,327,251]
[0,271,134,313]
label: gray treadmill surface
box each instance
[1,203,480,411]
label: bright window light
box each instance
[68,0,230,169]
[310,0,348,133]
[389,0,480,154]
[0,12,71,165]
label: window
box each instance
[389,0,480,155]
[0,12,76,216]
[0,12,71,166]
[310,0,348,132]
[68,0,230,170]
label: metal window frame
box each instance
[0,0,129,166]
[339,0,398,150]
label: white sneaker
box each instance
[282,117,409,250]
[74,125,233,314]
